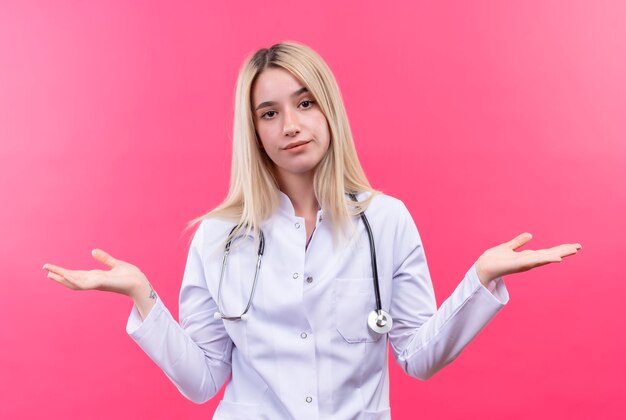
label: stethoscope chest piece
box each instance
[368,309,393,334]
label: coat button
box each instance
[294,222,301,229]
[306,396,313,403]
[301,332,308,339]
[293,273,299,279]
[306,276,313,284]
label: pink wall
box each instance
[2,1,624,418]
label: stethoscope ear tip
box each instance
[240,313,250,321]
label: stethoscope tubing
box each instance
[215,226,265,321]
[215,193,392,334]
[348,193,383,315]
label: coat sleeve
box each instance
[388,202,509,380]
[126,220,233,403]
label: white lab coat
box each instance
[126,191,509,419]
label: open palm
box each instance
[43,249,146,296]
[475,233,582,285]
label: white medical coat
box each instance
[126,191,509,419]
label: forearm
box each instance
[393,264,508,380]
[127,298,232,403]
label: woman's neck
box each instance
[277,171,319,217]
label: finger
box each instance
[42,263,74,279]
[91,249,119,269]
[521,243,581,258]
[506,232,533,250]
[540,243,580,258]
[46,271,79,290]
[531,246,579,267]
[554,243,581,258]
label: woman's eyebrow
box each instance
[255,87,309,111]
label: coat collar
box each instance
[277,190,324,222]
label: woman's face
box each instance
[252,67,330,181]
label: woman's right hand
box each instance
[43,248,147,297]
[43,249,157,320]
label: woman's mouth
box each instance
[284,140,311,150]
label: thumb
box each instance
[506,232,533,250]
[91,248,119,268]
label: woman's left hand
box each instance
[475,232,582,286]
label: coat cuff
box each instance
[126,297,170,341]
[468,263,510,305]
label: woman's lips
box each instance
[284,140,311,150]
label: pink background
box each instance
[2,1,625,418]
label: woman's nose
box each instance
[282,109,301,136]
[283,124,300,136]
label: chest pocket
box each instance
[334,277,383,343]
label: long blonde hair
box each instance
[186,41,379,246]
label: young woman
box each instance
[43,41,581,419]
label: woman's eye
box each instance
[260,100,314,120]
[261,111,277,119]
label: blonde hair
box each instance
[186,41,379,246]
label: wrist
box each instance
[475,259,492,287]
[128,276,158,321]
[127,275,150,299]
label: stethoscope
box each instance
[213,194,393,335]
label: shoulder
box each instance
[191,216,240,248]
[357,191,411,219]
[359,192,421,242]
[352,192,423,257]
